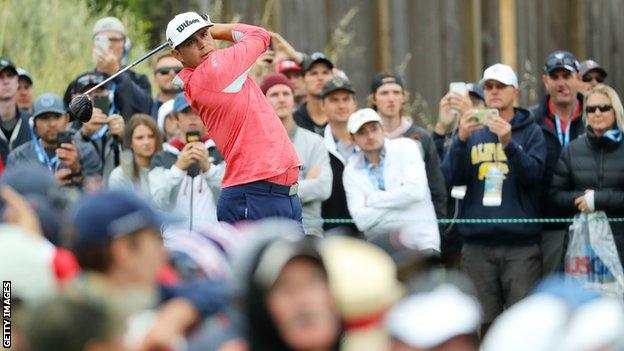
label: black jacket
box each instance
[0,108,31,164]
[550,127,624,261]
[294,103,326,136]
[321,152,358,233]
[529,94,586,224]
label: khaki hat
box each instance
[93,17,126,37]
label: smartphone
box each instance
[94,34,110,50]
[92,95,110,115]
[449,82,468,95]
[57,131,74,146]
[472,108,499,125]
[185,131,201,144]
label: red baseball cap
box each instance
[276,60,302,74]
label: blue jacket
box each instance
[442,108,546,245]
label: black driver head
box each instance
[68,94,93,123]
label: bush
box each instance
[1,0,151,97]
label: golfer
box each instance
[166,12,302,224]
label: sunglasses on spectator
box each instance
[155,66,183,75]
[582,74,605,83]
[545,57,578,72]
[586,104,613,113]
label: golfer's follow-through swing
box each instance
[166,12,302,225]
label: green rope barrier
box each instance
[302,217,624,224]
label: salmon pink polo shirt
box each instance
[178,24,300,188]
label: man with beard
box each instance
[7,93,101,187]
[151,53,184,118]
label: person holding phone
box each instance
[66,72,125,184]
[441,64,547,332]
[89,16,153,119]
[6,93,101,187]
[149,93,224,234]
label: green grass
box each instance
[1,0,151,97]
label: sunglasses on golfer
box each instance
[586,104,613,114]
[582,74,605,83]
[155,66,183,75]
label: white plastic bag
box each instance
[564,211,624,299]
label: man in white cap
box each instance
[165,12,301,224]
[342,108,440,251]
[441,63,546,333]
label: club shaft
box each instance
[84,41,170,96]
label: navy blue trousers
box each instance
[217,181,303,225]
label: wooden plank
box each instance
[374,0,391,72]
[499,0,517,71]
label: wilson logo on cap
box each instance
[176,19,200,33]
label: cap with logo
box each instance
[479,63,518,88]
[260,73,295,95]
[370,73,404,93]
[93,17,126,37]
[166,12,214,49]
[17,68,33,85]
[579,59,607,78]
[544,50,579,74]
[321,76,356,98]
[276,60,302,74]
[301,52,334,73]
[0,57,17,75]
[72,190,173,248]
[347,108,383,134]
[173,92,191,112]
[32,93,66,120]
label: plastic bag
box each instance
[564,211,624,299]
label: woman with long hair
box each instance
[108,114,162,197]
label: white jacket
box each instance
[343,138,440,251]
[149,141,225,233]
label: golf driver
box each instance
[68,41,170,123]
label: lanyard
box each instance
[90,124,109,141]
[554,115,570,147]
[553,101,577,147]
[365,158,385,191]
[31,127,59,172]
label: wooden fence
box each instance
[213,0,624,127]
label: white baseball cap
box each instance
[166,12,213,49]
[479,63,518,88]
[385,284,482,348]
[157,99,175,134]
[93,16,126,37]
[347,108,383,134]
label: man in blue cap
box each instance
[149,92,224,234]
[528,50,585,276]
[7,93,101,187]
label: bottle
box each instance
[483,166,505,207]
